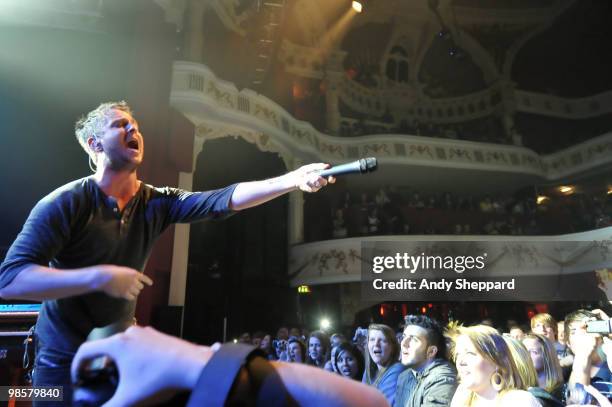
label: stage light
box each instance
[320,318,331,330]
[608,186,612,195]
[558,186,574,195]
[536,195,549,205]
[233,338,238,343]
[352,1,362,13]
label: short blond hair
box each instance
[530,313,557,336]
[74,101,133,160]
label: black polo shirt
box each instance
[0,176,237,354]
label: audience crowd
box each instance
[304,187,611,242]
[336,106,610,154]
[339,116,510,146]
[235,309,612,406]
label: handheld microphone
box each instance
[318,157,377,178]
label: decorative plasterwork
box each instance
[288,228,612,287]
[337,73,502,123]
[450,28,500,82]
[170,61,612,180]
[462,23,533,74]
[194,122,294,171]
[516,90,612,120]
[279,40,612,123]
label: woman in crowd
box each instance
[363,324,405,405]
[258,332,275,360]
[325,333,345,371]
[287,336,306,363]
[505,335,564,407]
[306,330,330,368]
[450,325,541,406]
[503,336,538,388]
[522,333,564,406]
[325,333,349,372]
[334,342,365,381]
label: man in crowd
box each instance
[531,312,575,373]
[531,313,558,344]
[565,309,612,400]
[394,315,458,407]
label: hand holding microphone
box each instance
[292,157,377,193]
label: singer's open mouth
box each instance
[126,140,139,150]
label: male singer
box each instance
[0,101,334,404]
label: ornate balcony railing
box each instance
[170,61,612,179]
[288,227,612,287]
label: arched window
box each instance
[385,46,409,83]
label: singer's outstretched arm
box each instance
[0,163,334,301]
[230,163,335,211]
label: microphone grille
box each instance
[360,157,377,173]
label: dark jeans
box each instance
[33,347,74,407]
